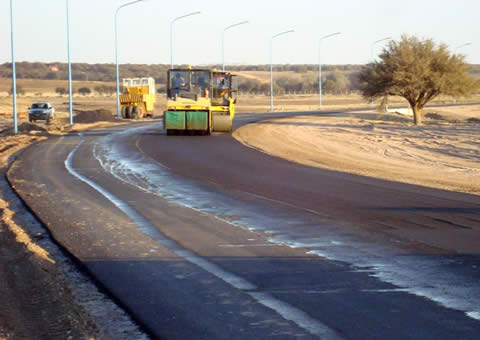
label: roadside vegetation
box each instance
[360,35,479,125]
[1,59,479,98]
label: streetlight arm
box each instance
[116,0,147,15]
[171,11,202,24]
[320,32,341,41]
[373,36,392,45]
[224,20,249,31]
[272,29,295,39]
[455,42,472,51]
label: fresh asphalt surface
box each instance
[8,110,480,339]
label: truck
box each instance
[164,68,237,135]
[120,77,156,119]
[28,102,55,123]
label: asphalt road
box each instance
[8,111,480,339]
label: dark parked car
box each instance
[28,102,55,123]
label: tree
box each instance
[359,35,478,125]
[323,71,350,95]
[78,87,91,96]
[56,87,67,96]
[95,85,117,96]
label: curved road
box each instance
[8,111,480,339]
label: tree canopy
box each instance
[359,35,478,124]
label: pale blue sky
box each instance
[1,0,479,66]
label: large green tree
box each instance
[359,35,478,125]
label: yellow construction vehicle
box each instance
[120,77,156,119]
[164,68,237,135]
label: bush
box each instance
[94,85,116,96]
[56,87,67,95]
[78,87,91,96]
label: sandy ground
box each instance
[234,105,480,195]
[0,113,149,339]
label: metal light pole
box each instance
[371,37,391,62]
[9,0,17,134]
[455,42,472,52]
[66,0,73,125]
[270,29,294,112]
[222,20,249,71]
[453,42,472,104]
[170,11,201,69]
[370,36,391,104]
[115,0,147,120]
[318,32,341,107]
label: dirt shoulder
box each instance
[233,106,480,195]
[0,114,148,339]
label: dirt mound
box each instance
[467,117,480,124]
[17,122,47,133]
[74,109,114,124]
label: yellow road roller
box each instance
[164,68,237,135]
[120,77,156,119]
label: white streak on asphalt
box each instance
[65,133,343,339]
[218,244,275,247]
[468,312,480,320]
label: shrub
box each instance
[78,87,91,96]
[55,87,67,95]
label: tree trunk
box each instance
[411,104,422,125]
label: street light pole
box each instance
[318,32,341,107]
[66,0,73,125]
[370,36,391,104]
[170,11,201,69]
[453,42,472,104]
[455,42,472,52]
[371,37,391,62]
[9,0,17,134]
[270,29,294,112]
[222,20,249,72]
[115,0,146,120]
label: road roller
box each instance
[120,77,156,119]
[164,67,237,135]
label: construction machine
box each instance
[164,68,237,135]
[120,77,156,119]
